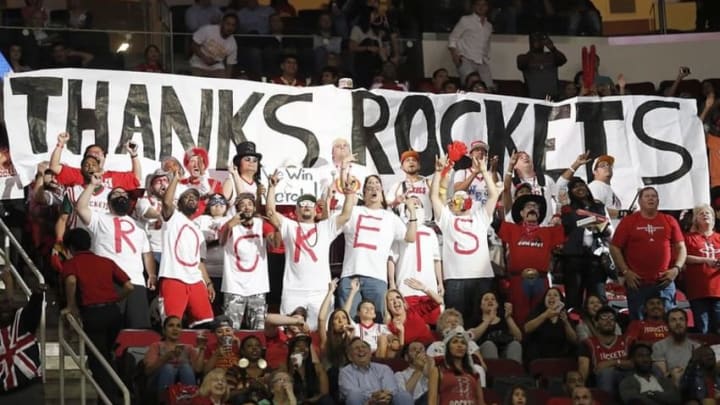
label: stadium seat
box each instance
[658,79,702,98]
[624,82,656,96]
[689,333,720,346]
[114,329,266,358]
[484,358,526,378]
[494,80,527,98]
[482,388,502,404]
[528,388,552,404]
[589,388,617,405]
[529,357,578,379]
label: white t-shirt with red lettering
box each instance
[222,218,272,296]
[390,223,441,297]
[87,212,150,286]
[280,216,340,293]
[341,206,407,281]
[438,206,493,280]
[62,185,110,230]
[389,177,432,220]
[159,211,207,284]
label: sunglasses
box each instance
[242,156,259,163]
[298,200,316,208]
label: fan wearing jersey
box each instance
[135,169,170,263]
[344,278,391,357]
[452,140,497,205]
[389,150,432,221]
[158,169,215,328]
[219,193,279,330]
[389,196,443,326]
[431,155,499,327]
[76,174,157,329]
[265,169,355,331]
[338,175,418,323]
[179,147,224,218]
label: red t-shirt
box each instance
[203,340,241,370]
[388,300,438,346]
[56,165,140,190]
[438,365,480,405]
[579,335,632,367]
[180,177,224,219]
[683,231,720,300]
[546,398,600,405]
[61,251,130,306]
[498,222,564,274]
[611,212,683,281]
[625,319,668,344]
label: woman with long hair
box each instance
[471,291,523,364]
[144,316,203,398]
[684,204,720,333]
[317,280,355,369]
[523,287,577,364]
[192,368,229,405]
[285,335,331,404]
[560,176,611,311]
[427,327,486,405]
[385,286,441,351]
[348,6,394,88]
[575,293,621,341]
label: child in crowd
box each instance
[344,278,391,357]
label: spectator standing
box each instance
[523,287,577,364]
[448,0,494,91]
[271,54,305,86]
[684,204,720,333]
[223,141,263,205]
[135,169,170,264]
[318,281,355,369]
[21,0,47,27]
[587,155,622,221]
[567,1,602,36]
[452,140,495,205]
[62,228,133,404]
[237,0,275,34]
[348,6,390,89]
[610,187,687,320]
[194,193,231,315]
[509,151,557,225]
[618,342,681,405]
[516,32,567,100]
[388,151,432,220]
[64,0,92,29]
[427,327,486,405]
[652,308,700,384]
[135,44,165,73]
[179,147,225,218]
[313,13,343,76]
[701,83,720,187]
[680,346,720,404]
[189,13,238,78]
[185,0,224,33]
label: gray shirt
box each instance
[652,336,700,372]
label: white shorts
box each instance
[280,289,328,332]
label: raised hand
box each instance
[89,172,103,187]
[678,66,690,79]
[126,140,138,155]
[504,302,513,319]
[574,150,591,167]
[268,170,280,187]
[404,278,426,292]
[328,278,339,294]
[434,155,446,172]
[57,132,70,146]
[350,277,360,292]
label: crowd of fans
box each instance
[2,1,720,405]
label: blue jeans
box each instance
[345,390,414,405]
[154,363,195,390]
[626,282,676,320]
[690,297,720,334]
[522,277,546,303]
[444,278,494,327]
[568,9,602,35]
[338,276,388,323]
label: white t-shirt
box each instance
[453,169,491,204]
[390,224,441,297]
[320,163,369,212]
[194,214,230,279]
[189,24,238,70]
[438,206,493,280]
[63,185,110,230]
[159,211,207,284]
[222,218,270,296]
[280,216,340,293]
[353,322,390,353]
[588,180,622,210]
[87,212,150,286]
[341,206,407,281]
[135,195,163,252]
[389,177,432,220]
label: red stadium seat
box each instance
[529,358,578,379]
[624,82,656,96]
[689,333,720,346]
[114,329,266,358]
[482,388,502,404]
[484,358,527,378]
[494,80,528,98]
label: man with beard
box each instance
[509,151,557,225]
[338,175,417,322]
[49,131,141,189]
[389,151,432,221]
[219,193,279,330]
[578,306,634,396]
[626,296,669,345]
[0,270,45,401]
[498,193,564,324]
[135,169,170,263]
[652,308,700,384]
[431,155,498,326]
[158,168,215,328]
[76,172,157,329]
[266,170,354,331]
[619,342,680,405]
[179,147,224,218]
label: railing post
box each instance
[80,337,86,404]
[59,313,65,405]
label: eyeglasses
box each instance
[298,200,316,208]
[598,314,616,321]
[242,156,259,163]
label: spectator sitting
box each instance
[203,315,242,373]
[683,204,720,334]
[425,68,449,94]
[227,335,272,403]
[463,71,482,91]
[135,44,165,73]
[516,32,567,100]
[619,342,681,405]
[189,13,238,78]
[546,371,587,405]
[652,308,700,385]
[6,44,32,72]
[370,62,407,91]
[237,0,275,34]
[576,293,621,342]
[625,296,669,345]
[523,287,577,364]
[185,0,224,33]
[271,54,304,86]
[271,0,297,17]
[505,385,530,405]
[47,42,94,68]
[567,0,602,36]
[191,368,229,405]
[143,316,203,400]
[680,345,720,404]
[395,341,431,403]
[339,337,414,405]
[266,371,299,405]
[571,386,595,405]
[427,309,486,372]
[345,279,391,357]
[284,335,332,405]
[427,327,486,405]
[469,291,523,364]
[442,80,459,94]
[318,66,339,85]
[265,308,313,369]
[385,285,442,349]
[313,13,343,75]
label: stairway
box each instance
[44,342,98,405]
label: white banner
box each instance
[2,68,710,209]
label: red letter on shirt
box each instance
[415,231,431,272]
[113,217,137,254]
[294,226,318,263]
[353,214,382,250]
[233,234,260,272]
[174,224,200,267]
[453,218,479,255]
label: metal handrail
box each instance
[59,311,131,405]
[0,218,46,382]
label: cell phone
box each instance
[682,67,690,75]
[129,142,137,150]
[555,302,565,311]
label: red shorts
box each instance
[405,295,441,326]
[159,278,214,327]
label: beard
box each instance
[239,211,254,221]
[179,203,197,217]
